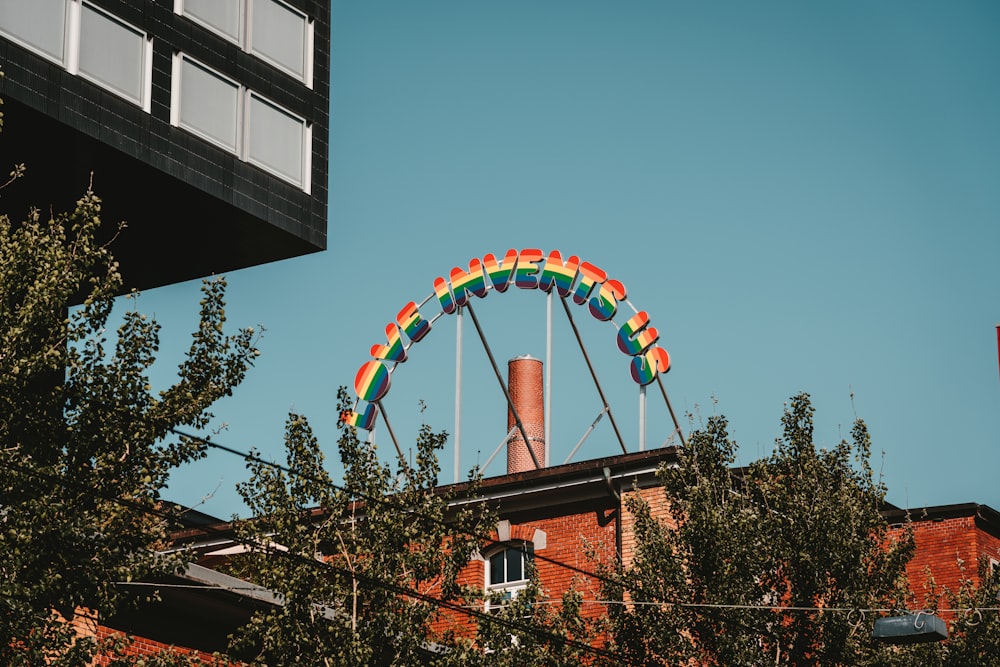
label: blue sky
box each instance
[143,2,999,518]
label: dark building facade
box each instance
[0,0,329,290]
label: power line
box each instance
[173,427,627,592]
[1,455,634,665]
[180,428,978,626]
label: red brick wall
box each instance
[890,515,1000,610]
[94,627,244,666]
[432,503,618,639]
[620,485,673,571]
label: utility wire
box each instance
[179,429,974,623]
[1,455,633,665]
[173,427,628,592]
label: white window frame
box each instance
[484,543,533,612]
[0,0,151,111]
[174,0,313,88]
[172,54,242,153]
[0,0,70,63]
[175,0,242,43]
[171,53,311,191]
[74,2,152,109]
[246,91,310,190]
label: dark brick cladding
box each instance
[0,0,330,291]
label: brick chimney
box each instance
[507,355,545,474]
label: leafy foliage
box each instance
[229,389,491,666]
[899,557,1000,666]
[608,393,917,666]
[0,191,258,665]
[455,570,607,667]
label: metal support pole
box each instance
[483,428,516,471]
[639,384,647,451]
[655,374,688,448]
[376,400,416,486]
[454,307,463,483]
[545,291,553,467]
[563,408,607,465]
[559,297,629,455]
[465,302,542,470]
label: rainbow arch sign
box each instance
[342,248,671,430]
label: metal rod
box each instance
[465,302,542,470]
[639,384,647,451]
[483,428,515,471]
[376,400,416,485]
[563,408,607,465]
[559,297,629,454]
[656,373,687,447]
[454,307,463,483]
[545,291,553,466]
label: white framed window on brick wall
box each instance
[485,543,534,612]
[175,0,313,86]
[171,53,311,191]
[0,0,152,110]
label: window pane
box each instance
[250,0,305,78]
[179,58,239,152]
[183,0,240,42]
[0,0,66,61]
[506,548,523,582]
[79,4,144,104]
[489,552,505,586]
[248,93,304,184]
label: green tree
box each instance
[460,570,607,667]
[896,557,1000,666]
[608,393,917,666]
[228,391,492,666]
[0,191,259,665]
[228,388,616,666]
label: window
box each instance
[485,543,533,611]
[0,0,67,61]
[176,0,312,85]
[78,4,148,106]
[247,93,307,185]
[0,0,151,109]
[181,0,240,42]
[249,0,306,79]
[172,53,310,190]
[175,57,240,152]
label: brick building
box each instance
[131,354,1000,657]
[886,503,1000,612]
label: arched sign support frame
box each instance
[343,249,688,483]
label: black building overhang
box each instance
[0,0,330,292]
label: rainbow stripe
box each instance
[514,248,543,289]
[434,276,456,315]
[396,301,430,343]
[450,258,488,306]
[354,360,391,402]
[588,278,625,321]
[630,346,671,385]
[370,323,407,362]
[617,311,659,355]
[572,261,607,305]
[538,250,580,297]
[483,249,518,293]
[341,403,376,430]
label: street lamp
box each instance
[873,613,948,644]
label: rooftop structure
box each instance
[0,0,330,291]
